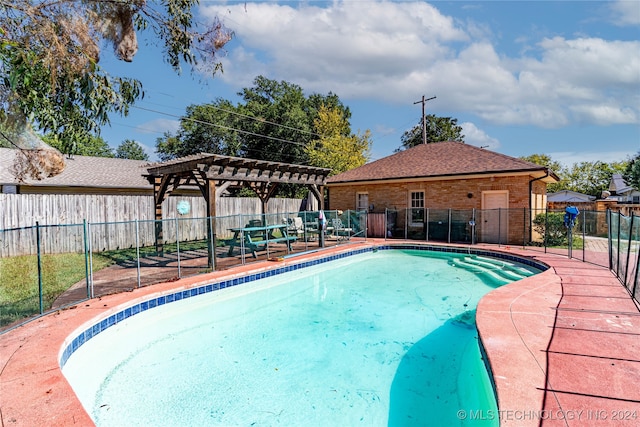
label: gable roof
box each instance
[326,141,558,184]
[609,174,634,195]
[547,190,596,203]
[0,148,150,189]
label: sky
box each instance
[99,0,640,167]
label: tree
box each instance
[155,99,243,161]
[116,139,149,161]
[306,105,371,175]
[44,134,114,158]
[520,154,565,193]
[236,76,327,166]
[1,0,233,155]
[398,115,464,151]
[624,151,640,190]
[155,76,357,197]
[519,154,563,175]
[562,161,628,197]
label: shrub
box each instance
[533,212,578,247]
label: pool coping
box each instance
[1,241,638,426]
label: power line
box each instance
[148,96,323,138]
[132,105,309,147]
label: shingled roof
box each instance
[0,148,150,189]
[327,141,557,184]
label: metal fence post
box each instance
[384,208,388,241]
[425,208,429,242]
[83,220,90,299]
[87,221,94,298]
[624,214,634,287]
[607,210,612,270]
[498,208,502,246]
[471,208,476,245]
[175,216,181,278]
[616,213,621,277]
[582,210,586,262]
[544,209,548,253]
[36,221,44,314]
[404,208,408,240]
[135,219,141,288]
[208,215,216,271]
[633,229,639,299]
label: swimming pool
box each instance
[61,246,544,426]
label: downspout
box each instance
[529,169,550,243]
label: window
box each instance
[356,192,369,211]
[410,191,425,224]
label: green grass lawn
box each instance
[0,240,218,328]
[0,252,113,327]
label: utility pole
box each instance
[413,95,436,144]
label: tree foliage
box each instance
[306,105,371,175]
[116,139,149,161]
[155,76,366,197]
[235,76,346,166]
[522,153,630,197]
[563,161,627,197]
[1,0,233,155]
[520,154,562,175]
[520,153,564,193]
[398,115,464,150]
[624,151,640,190]
[43,134,114,158]
[156,99,242,161]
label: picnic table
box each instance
[227,224,297,258]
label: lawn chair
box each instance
[285,217,305,238]
[331,218,353,240]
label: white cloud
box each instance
[199,1,640,129]
[460,122,500,150]
[550,150,636,168]
[609,0,640,26]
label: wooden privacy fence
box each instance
[0,194,310,257]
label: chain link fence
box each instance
[1,208,637,332]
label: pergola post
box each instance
[153,176,165,255]
[205,179,217,269]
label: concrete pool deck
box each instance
[1,242,638,426]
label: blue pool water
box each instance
[62,248,542,426]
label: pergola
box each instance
[144,153,332,268]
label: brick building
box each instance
[326,141,559,243]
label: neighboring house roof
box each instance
[0,147,150,189]
[547,190,596,203]
[326,141,558,184]
[609,174,634,195]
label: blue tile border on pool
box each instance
[59,244,547,368]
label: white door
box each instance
[481,191,509,243]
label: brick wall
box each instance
[328,175,547,244]
[328,175,540,211]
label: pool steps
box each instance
[449,255,536,284]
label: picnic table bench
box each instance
[227,224,297,258]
